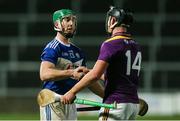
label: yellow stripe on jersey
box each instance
[105,35,131,43]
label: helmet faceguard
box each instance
[105,6,133,34]
[53,9,77,38]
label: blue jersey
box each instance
[98,33,142,103]
[41,38,86,95]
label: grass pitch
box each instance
[0,113,180,120]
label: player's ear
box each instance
[54,21,58,28]
[54,21,62,31]
[110,17,118,29]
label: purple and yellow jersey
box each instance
[98,33,142,104]
[41,38,86,95]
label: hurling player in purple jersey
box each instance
[62,6,143,120]
[39,9,104,121]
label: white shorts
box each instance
[99,103,139,121]
[40,102,77,121]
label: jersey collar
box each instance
[55,37,71,47]
[105,32,132,43]
[112,32,131,37]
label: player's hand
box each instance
[81,67,89,74]
[61,91,76,104]
[75,66,89,74]
[72,71,84,81]
[72,66,89,80]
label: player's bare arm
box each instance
[77,68,105,98]
[61,60,108,104]
[82,68,105,80]
[40,61,87,81]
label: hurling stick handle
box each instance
[54,92,116,109]
[77,106,100,111]
[74,98,117,109]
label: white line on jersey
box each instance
[47,40,59,49]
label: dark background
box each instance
[0,0,180,114]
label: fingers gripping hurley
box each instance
[37,89,117,109]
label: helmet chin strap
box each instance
[54,21,74,39]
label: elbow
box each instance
[40,73,50,81]
[40,75,46,82]
[40,76,46,82]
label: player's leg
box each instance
[65,103,77,120]
[128,103,139,120]
[40,102,66,121]
[40,105,53,121]
[99,103,139,120]
[99,108,112,121]
[99,104,128,121]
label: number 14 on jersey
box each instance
[125,50,142,76]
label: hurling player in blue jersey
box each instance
[39,9,104,121]
[62,6,143,120]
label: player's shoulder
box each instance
[45,38,60,50]
[70,43,82,51]
[102,35,131,48]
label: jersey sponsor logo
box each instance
[62,52,69,56]
[56,57,83,70]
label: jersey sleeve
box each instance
[98,42,113,63]
[41,47,58,65]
